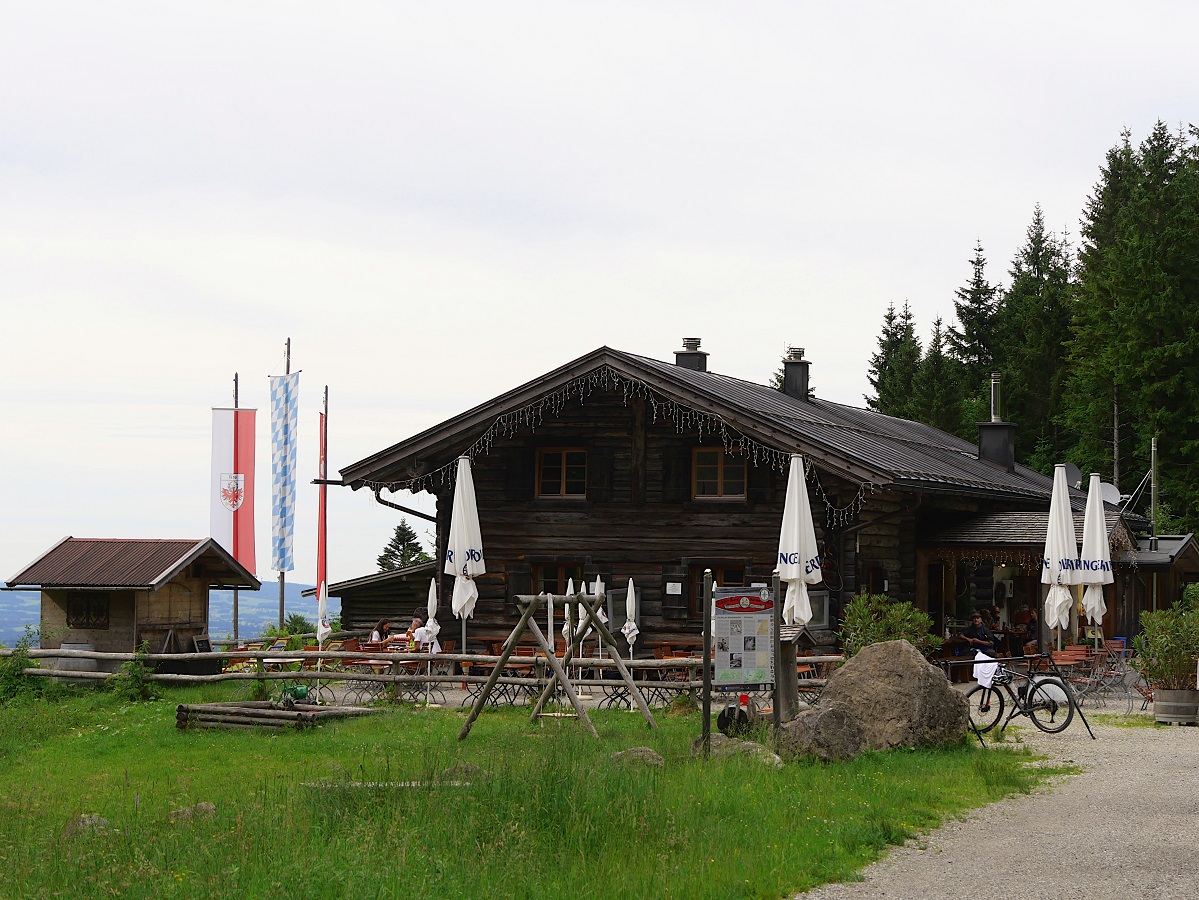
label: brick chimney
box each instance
[977,372,1016,472]
[674,337,708,372]
[781,346,810,400]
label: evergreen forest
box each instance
[864,122,1199,531]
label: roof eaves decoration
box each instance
[339,345,1058,510]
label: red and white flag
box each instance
[211,408,256,571]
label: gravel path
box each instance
[801,716,1199,899]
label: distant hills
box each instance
[0,583,338,647]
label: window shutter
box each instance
[661,448,690,503]
[588,446,614,502]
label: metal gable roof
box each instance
[5,538,261,591]
[339,345,1057,503]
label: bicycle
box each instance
[965,658,1075,734]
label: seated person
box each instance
[369,618,391,644]
[962,611,998,656]
[410,614,442,654]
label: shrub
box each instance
[838,593,943,658]
[0,626,42,704]
[107,642,159,702]
[1135,605,1199,690]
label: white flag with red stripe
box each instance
[211,408,256,571]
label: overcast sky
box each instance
[2,2,1195,593]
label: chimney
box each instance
[674,337,708,371]
[977,372,1017,472]
[781,346,810,400]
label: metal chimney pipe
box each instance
[990,372,1001,423]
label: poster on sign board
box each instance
[713,586,775,691]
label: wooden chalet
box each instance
[336,341,1176,649]
[6,537,260,670]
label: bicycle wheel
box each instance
[965,684,1005,733]
[1026,677,1074,733]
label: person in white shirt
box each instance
[411,614,442,654]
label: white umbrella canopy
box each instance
[1042,464,1080,631]
[777,454,823,626]
[1079,473,1114,625]
[446,456,486,621]
[425,578,441,638]
[621,577,639,658]
[561,578,576,646]
[316,581,332,646]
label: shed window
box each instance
[66,592,110,630]
[692,448,746,500]
[537,449,587,498]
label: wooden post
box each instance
[457,596,542,740]
[773,571,782,733]
[574,593,657,729]
[701,569,713,758]
[525,618,598,738]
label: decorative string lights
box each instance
[360,364,875,529]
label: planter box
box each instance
[1153,688,1199,725]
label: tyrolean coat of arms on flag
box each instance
[220,473,245,511]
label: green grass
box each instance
[0,685,1054,899]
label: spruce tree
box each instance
[913,317,962,433]
[993,205,1078,469]
[866,302,922,417]
[377,519,432,571]
[946,241,1000,436]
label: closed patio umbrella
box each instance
[621,577,639,661]
[777,454,822,626]
[1079,473,1113,626]
[1042,464,1080,632]
[425,577,440,639]
[446,456,485,652]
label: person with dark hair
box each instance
[370,619,391,643]
[962,611,998,655]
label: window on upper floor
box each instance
[692,448,747,500]
[536,448,587,499]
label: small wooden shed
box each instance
[301,560,436,632]
[6,537,260,670]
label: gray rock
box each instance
[169,801,217,823]
[776,701,868,762]
[612,746,664,767]
[820,639,969,750]
[62,814,111,837]
[440,762,489,782]
[691,732,783,768]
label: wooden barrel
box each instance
[53,642,98,684]
[1153,689,1199,725]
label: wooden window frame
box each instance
[532,562,586,595]
[688,562,749,616]
[691,447,747,501]
[535,447,588,499]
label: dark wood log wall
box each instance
[425,388,887,644]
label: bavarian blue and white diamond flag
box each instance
[270,372,300,572]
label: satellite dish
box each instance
[1063,462,1082,489]
[1100,482,1121,506]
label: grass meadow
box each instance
[0,684,1054,899]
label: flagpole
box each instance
[232,372,240,643]
[316,386,328,701]
[279,338,289,631]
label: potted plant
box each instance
[1135,604,1199,724]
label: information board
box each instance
[712,587,775,691]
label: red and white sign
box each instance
[211,408,256,571]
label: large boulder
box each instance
[776,701,867,762]
[820,639,968,750]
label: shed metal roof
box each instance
[5,537,261,591]
[299,560,437,598]
[339,346,1061,504]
